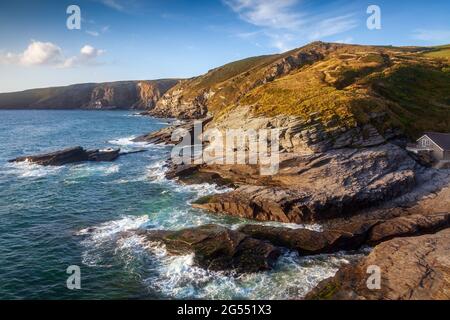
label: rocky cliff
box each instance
[0,79,179,110]
[150,42,450,140]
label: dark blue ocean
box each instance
[0,110,355,299]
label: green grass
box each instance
[423,45,450,60]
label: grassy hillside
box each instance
[158,42,450,138]
[423,45,450,61]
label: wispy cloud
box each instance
[0,41,106,68]
[99,0,125,11]
[412,29,450,43]
[307,14,357,40]
[223,0,358,51]
[86,30,100,37]
[97,0,141,13]
[225,0,305,30]
[86,25,110,37]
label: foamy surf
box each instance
[108,136,170,150]
[112,232,362,300]
[3,161,63,179]
[145,160,232,197]
[77,215,150,267]
[65,164,120,181]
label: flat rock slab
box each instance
[137,224,281,273]
[305,228,450,300]
[9,146,121,166]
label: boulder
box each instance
[137,224,281,273]
[305,228,450,300]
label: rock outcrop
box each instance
[237,213,450,255]
[8,146,131,166]
[192,143,417,223]
[136,224,280,273]
[133,117,212,145]
[305,228,450,300]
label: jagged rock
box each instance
[9,146,121,166]
[237,213,450,255]
[237,223,374,255]
[305,228,450,300]
[133,117,212,145]
[407,150,436,168]
[193,144,417,223]
[137,225,280,273]
[366,212,450,246]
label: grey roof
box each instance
[421,132,450,150]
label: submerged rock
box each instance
[137,224,281,273]
[9,146,122,166]
[305,228,450,300]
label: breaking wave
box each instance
[78,217,360,299]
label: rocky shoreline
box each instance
[132,116,450,300]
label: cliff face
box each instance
[0,79,179,110]
[150,42,450,140]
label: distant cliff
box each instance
[0,79,179,110]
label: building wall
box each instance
[444,151,450,161]
[418,137,444,160]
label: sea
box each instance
[0,110,358,299]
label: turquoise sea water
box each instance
[0,110,357,300]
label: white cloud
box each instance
[86,25,110,37]
[225,0,304,30]
[0,41,64,66]
[0,41,105,68]
[412,29,450,42]
[224,0,358,52]
[308,14,357,40]
[63,45,106,68]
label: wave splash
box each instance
[78,215,357,299]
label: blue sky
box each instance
[0,0,449,93]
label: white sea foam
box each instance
[3,161,63,179]
[108,136,149,148]
[113,233,360,300]
[78,212,357,299]
[77,215,150,267]
[66,164,120,181]
[145,160,232,197]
